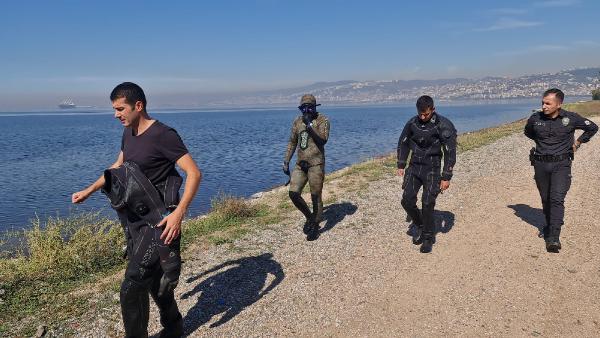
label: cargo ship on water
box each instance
[58,99,76,109]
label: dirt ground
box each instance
[74,116,600,337]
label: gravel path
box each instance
[74,117,600,337]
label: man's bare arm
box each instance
[158,153,202,244]
[72,151,124,203]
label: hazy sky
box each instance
[1,0,599,109]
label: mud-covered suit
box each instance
[102,161,183,338]
[524,109,597,243]
[397,113,457,240]
[284,112,330,225]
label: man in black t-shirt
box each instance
[72,82,202,337]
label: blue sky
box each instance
[1,0,599,109]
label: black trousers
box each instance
[533,158,572,241]
[121,222,182,338]
[401,165,441,238]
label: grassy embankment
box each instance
[1,100,598,336]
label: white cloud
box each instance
[487,8,529,15]
[533,0,581,7]
[495,44,569,56]
[475,18,543,31]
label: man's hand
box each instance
[397,168,404,177]
[72,188,92,204]
[283,161,290,176]
[439,180,450,193]
[302,114,312,126]
[573,141,581,153]
[157,209,184,245]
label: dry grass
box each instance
[0,213,124,334]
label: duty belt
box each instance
[533,153,572,162]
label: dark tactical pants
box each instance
[121,222,182,338]
[401,164,442,239]
[289,163,324,222]
[533,158,572,242]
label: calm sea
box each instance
[0,100,545,231]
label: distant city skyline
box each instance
[1,0,599,109]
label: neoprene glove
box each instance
[302,113,312,127]
[283,161,290,176]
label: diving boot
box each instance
[303,218,313,235]
[306,221,320,241]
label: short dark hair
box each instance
[416,95,434,112]
[543,88,564,103]
[110,82,147,110]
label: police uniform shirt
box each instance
[524,110,598,155]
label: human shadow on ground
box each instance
[319,202,358,234]
[180,253,284,335]
[405,210,455,240]
[507,204,545,234]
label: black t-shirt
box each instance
[121,121,188,185]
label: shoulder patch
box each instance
[585,120,591,125]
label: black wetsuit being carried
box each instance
[117,121,189,337]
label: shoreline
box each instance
[0,96,592,114]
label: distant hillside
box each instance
[210,67,600,106]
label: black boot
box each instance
[412,224,424,245]
[289,191,313,233]
[545,240,561,253]
[303,219,313,235]
[545,226,562,252]
[158,317,183,338]
[306,221,320,241]
[420,238,433,253]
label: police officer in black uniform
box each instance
[397,95,457,253]
[524,88,597,252]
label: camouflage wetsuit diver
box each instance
[283,94,330,241]
[397,95,457,253]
